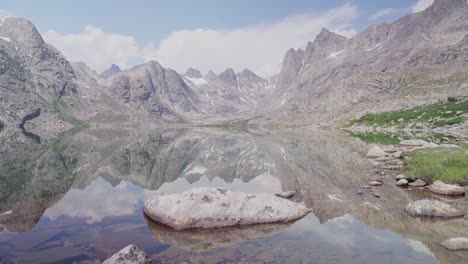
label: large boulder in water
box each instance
[429,181,466,196]
[103,245,151,264]
[143,187,311,230]
[404,200,464,218]
[440,237,468,251]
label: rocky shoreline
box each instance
[364,139,468,251]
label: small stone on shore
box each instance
[397,179,408,186]
[408,179,427,187]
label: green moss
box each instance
[404,145,468,185]
[351,132,401,145]
[432,116,465,128]
[351,100,468,128]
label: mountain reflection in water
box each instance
[0,128,465,263]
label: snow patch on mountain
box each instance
[327,50,344,59]
[185,76,208,86]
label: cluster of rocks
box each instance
[366,139,468,251]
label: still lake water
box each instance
[0,128,466,263]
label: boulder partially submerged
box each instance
[404,200,464,218]
[103,245,151,264]
[145,215,292,252]
[429,181,466,196]
[440,237,468,251]
[143,187,311,230]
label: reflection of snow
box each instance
[0,36,11,42]
[185,76,208,86]
[365,43,382,52]
[407,239,435,258]
[44,178,142,224]
[327,50,344,59]
[158,173,282,195]
[0,210,12,216]
[184,166,207,176]
[283,214,436,261]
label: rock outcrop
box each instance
[0,17,78,130]
[144,187,311,230]
[106,61,201,120]
[100,64,121,79]
[256,0,468,126]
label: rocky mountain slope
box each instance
[103,61,201,122]
[99,64,121,79]
[256,0,468,126]
[183,68,274,116]
[0,17,78,132]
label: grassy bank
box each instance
[350,100,467,128]
[404,145,468,185]
[351,131,457,145]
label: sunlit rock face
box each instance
[143,187,311,230]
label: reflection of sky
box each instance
[275,214,437,263]
[44,178,143,224]
[43,173,282,224]
[40,174,437,263]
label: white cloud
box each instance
[44,178,141,224]
[0,8,13,21]
[411,0,434,13]
[142,4,358,77]
[43,26,140,73]
[370,8,402,20]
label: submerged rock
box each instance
[369,180,383,186]
[275,191,296,199]
[429,181,466,196]
[144,188,311,230]
[145,215,291,252]
[440,237,468,251]
[367,146,386,158]
[404,200,464,218]
[408,179,427,187]
[103,245,151,264]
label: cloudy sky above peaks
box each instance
[1,0,434,77]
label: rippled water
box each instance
[0,128,466,263]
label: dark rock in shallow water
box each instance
[103,245,151,264]
[275,191,296,198]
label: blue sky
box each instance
[0,0,434,76]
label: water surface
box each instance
[0,128,466,263]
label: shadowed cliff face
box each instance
[0,128,466,263]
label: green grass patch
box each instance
[351,100,467,128]
[404,145,468,185]
[351,132,402,145]
[432,116,464,128]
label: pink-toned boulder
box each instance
[144,188,311,230]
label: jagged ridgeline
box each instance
[0,0,467,135]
